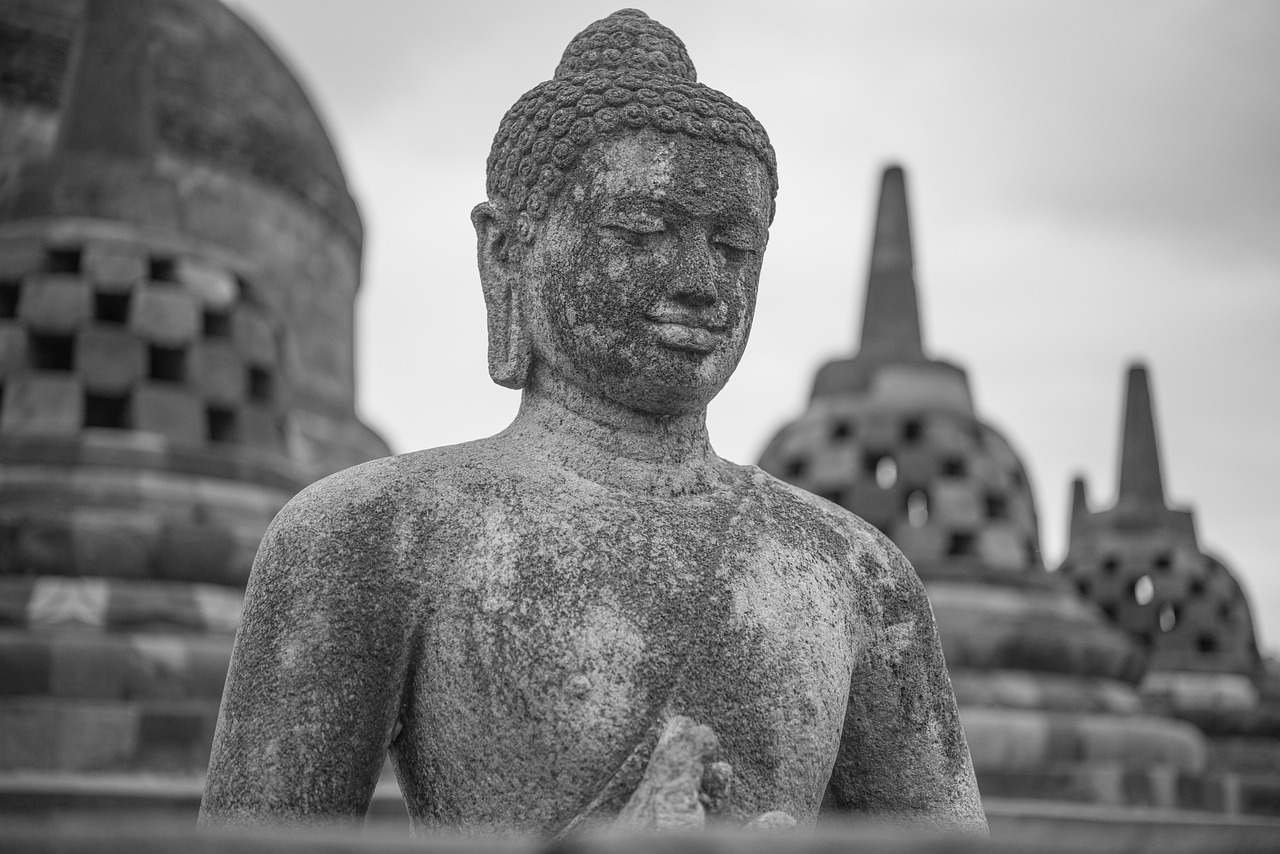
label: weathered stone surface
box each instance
[0,238,45,278]
[199,9,983,840]
[132,384,204,444]
[0,322,27,377]
[18,275,91,332]
[175,256,237,308]
[1,374,82,434]
[924,580,1144,679]
[959,706,1206,772]
[0,698,139,771]
[190,340,246,405]
[82,239,147,287]
[130,285,199,345]
[77,327,145,392]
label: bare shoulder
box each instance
[735,462,923,588]
[255,441,498,584]
[275,441,494,526]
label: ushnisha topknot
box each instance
[485,9,778,227]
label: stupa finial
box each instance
[857,165,925,362]
[1068,475,1089,540]
[55,0,155,160]
[1117,363,1167,507]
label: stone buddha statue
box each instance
[198,9,985,837]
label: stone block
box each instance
[1239,774,1280,816]
[126,634,192,700]
[986,432,1023,473]
[0,633,53,695]
[0,702,58,769]
[979,525,1030,570]
[27,576,109,628]
[18,275,92,331]
[0,238,44,278]
[0,322,27,377]
[887,523,946,565]
[848,481,900,531]
[857,415,899,449]
[134,702,219,771]
[1140,671,1259,713]
[105,578,200,631]
[133,384,204,445]
[176,257,238,308]
[54,700,139,771]
[153,520,235,585]
[0,510,75,575]
[191,340,246,404]
[70,508,156,578]
[930,480,983,527]
[240,404,283,449]
[0,577,34,626]
[76,327,146,393]
[894,447,937,487]
[223,529,264,587]
[42,217,137,246]
[130,285,199,345]
[807,443,859,485]
[130,634,231,700]
[967,453,1002,486]
[137,705,206,747]
[82,240,146,289]
[51,634,130,699]
[192,584,244,634]
[960,706,1052,771]
[924,413,974,453]
[232,306,276,365]
[1010,493,1037,529]
[0,374,83,435]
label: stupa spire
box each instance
[55,0,155,160]
[1068,475,1089,539]
[1117,363,1166,507]
[857,165,925,362]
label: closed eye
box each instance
[712,236,759,259]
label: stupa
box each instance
[0,0,387,817]
[759,166,1206,810]
[1061,365,1280,814]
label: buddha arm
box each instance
[198,475,414,830]
[824,529,988,833]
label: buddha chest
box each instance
[392,480,857,829]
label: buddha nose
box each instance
[669,229,719,308]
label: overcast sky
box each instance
[229,0,1280,652]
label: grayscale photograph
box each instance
[1,1,1277,851]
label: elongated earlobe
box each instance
[472,202,531,389]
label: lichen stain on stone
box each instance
[882,619,916,667]
[594,132,675,198]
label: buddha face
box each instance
[519,128,773,417]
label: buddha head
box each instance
[473,9,778,417]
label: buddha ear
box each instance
[472,201,531,389]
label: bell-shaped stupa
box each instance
[760,166,1206,810]
[1062,365,1261,694]
[0,0,388,818]
[1061,365,1280,814]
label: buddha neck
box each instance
[502,365,726,496]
